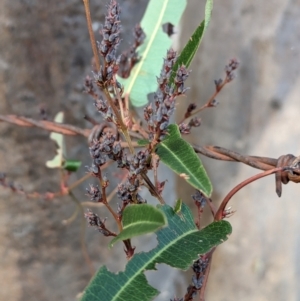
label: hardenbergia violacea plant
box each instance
[1,0,300,300]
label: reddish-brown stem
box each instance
[179,77,229,124]
[195,204,202,230]
[97,168,123,232]
[198,254,213,301]
[141,173,165,204]
[84,114,99,126]
[0,114,90,137]
[83,0,101,72]
[215,167,285,221]
[206,198,217,218]
[124,239,135,259]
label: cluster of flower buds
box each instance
[144,49,189,142]
[95,0,121,87]
[225,58,239,82]
[192,256,209,274]
[117,181,146,219]
[214,78,223,91]
[191,275,204,290]
[94,97,115,122]
[88,140,107,177]
[157,48,177,91]
[179,117,201,135]
[116,150,149,211]
[192,190,207,208]
[117,181,145,205]
[88,132,127,176]
[84,209,114,236]
[86,184,102,202]
[128,149,149,176]
[84,75,96,96]
[118,24,146,78]
[184,255,209,300]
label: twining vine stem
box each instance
[214,166,289,221]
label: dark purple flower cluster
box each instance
[95,0,121,86]
[94,97,115,122]
[144,49,189,142]
[184,256,209,300]
[86,184,102,202]
[88,132,127,176]
[157,48,177,91]
[119,24,146,78]
[84,209,111,236]
[179,117,201,135]
[128,149,149,176]
[85,75,95,95]
[88,133,149,210]
[117,181,144,204]
[192,190,206,208]
[192,256,209,274]
[225,58,239,82]
[117,180,145,219]
[116,150,149,210]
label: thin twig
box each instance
[0,114,89,137]
[179,78,229,124]
[83,0,101,72]
[97,166,123,232]
[141,173,165,204]
[82,174,127,208]
[198,254,213,301]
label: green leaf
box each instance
[169,0,213,85]
[109,204,167,248]
[81,204,231,301]
[174,199,182,214]
[46,111,66,169]
[63,160,82,172]
[117,0,187,107]
[137,139,149,146]
[156,124,212,197]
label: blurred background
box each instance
[1,0,300,300]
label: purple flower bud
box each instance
[192,275,204,289]
[160,121,169,131]
[86,184,102,202]
[192,190,206,208]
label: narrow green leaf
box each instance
[109,204,167,248]
[169,0,213,85]
[118,0,187,107]
[137,139,149,146]
[63,160,82,172]
[156,124,212,197]
[81,204,231,301]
